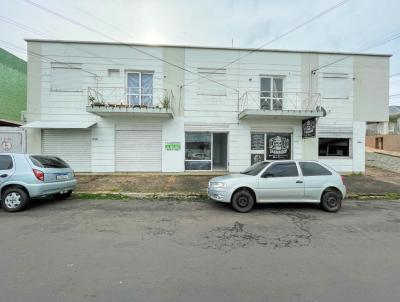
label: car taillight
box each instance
[32,169,44,181]
[341,175,345,185]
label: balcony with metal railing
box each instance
[86,87,174,118]
[238,91,323,120]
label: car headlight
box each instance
[210,182,227,190]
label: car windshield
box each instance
[30,156,70,168]
[240,161,271,176]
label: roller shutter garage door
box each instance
[115,129,162,172]
[42,129,91,172]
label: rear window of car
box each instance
[263,162,299,178]
[300,162,332,176]
[30,156,70,168]
[0,155,13,170]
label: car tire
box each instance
[231,189,255,213]
[1,187,29,212]
[320,190,342,212]
[53,190,73,200]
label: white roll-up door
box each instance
[42,129,91,172]
[115,129,162,172]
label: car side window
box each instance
[300,162,332,176]
[0,155,13,170]
[262,162,298,178]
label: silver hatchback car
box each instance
[0,153,77,212]
[208,160,346,213]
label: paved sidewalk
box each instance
[366,151,400,174]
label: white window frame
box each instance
[50,63,82,92]
[260,75,285,110]
[322,73,349,99]
[125,71,154,106]
[197,68,227,96]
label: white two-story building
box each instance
[23,39,389,173]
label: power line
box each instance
[0,39,99,77]
[183,0,350,87]
[21,0,238,92]
[312,29,400,73]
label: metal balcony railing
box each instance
[239,91,321,113]
[87,87,174,112]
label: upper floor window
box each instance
[126,71,153,106]
[322,73,349,99]
[260,76,284,110]
[197,68,226,96]
[50,63,82,92]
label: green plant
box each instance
[161,95,170,109]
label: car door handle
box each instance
[0,174,8,178]
[296,180,303,183]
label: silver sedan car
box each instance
[0,153,76,212]
[208,160,346,213]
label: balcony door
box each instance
[260,76,284,110]
[126,72,153,106]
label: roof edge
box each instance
[24,38,392,57]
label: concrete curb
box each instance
[74,191,400,201]
[74,191,209,200]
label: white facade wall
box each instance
[25,40,390,174]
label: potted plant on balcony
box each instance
[161,95,170,110]
[88,96,105,107]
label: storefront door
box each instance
[185,132,228,171]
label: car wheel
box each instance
[231,189,255,213]
[320,190,342,212]
[53,190,73,200]
[1,187,29,212]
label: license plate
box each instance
[56,174,68,180]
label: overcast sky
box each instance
[1,0,400,104]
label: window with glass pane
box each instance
[127,72,153,106]
[260,76,284,110]
[185,132,211,170]
[260,77,271,109]
[318,138,350,157]
[262,162,298,178]
[300,162,332,176]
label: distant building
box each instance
[367,105,400,136]
[366,106,400,151]
[24,39,389,173]
[0,48,27,125]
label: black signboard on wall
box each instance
[251,133,265,150]
[302,118,316,138]
[266,133,291,160]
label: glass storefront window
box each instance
[185,132,212,170]
[185,132,211,160]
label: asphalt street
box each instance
[1,198,400,302]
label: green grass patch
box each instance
[347,192,400,200]
[73,192,132,200]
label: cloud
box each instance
[0,0,399,102]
